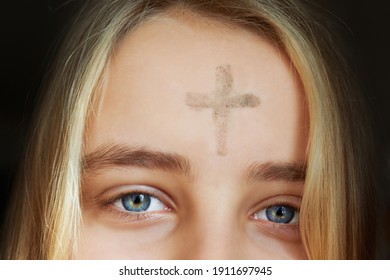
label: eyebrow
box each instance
[242,161,306,183]
[82,144,192,178]
[82,143,305,183]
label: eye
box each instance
[254,205,299,224]
[114,193,166,213]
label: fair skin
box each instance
[77,13,308,259]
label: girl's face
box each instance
[78,13,308,259]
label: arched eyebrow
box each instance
[82,143,193,178]
[242,161,306,183]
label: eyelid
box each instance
[113,193,166,212]
[97,185,174,208]
[248,195,301,216]
[248,195,302,241]
[95,185,175,223]
[253,205,300,224]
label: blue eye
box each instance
[121,193,150,212]
[255,205,299,224]
[266,205,297,223]
[116,193,165,212]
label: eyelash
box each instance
[99,190,301,239]
[253,204,299,224]
[99,190,172,223]
[250,202,301,240]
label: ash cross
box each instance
[185,65,260,155]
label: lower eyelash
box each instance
[103,205,166,223]
[253,218,301,242]
[271,223,300,233]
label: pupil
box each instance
[133,195,142,205]
[276,207,286,218]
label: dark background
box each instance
[1,0,389,257]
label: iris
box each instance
[265,205,296,224]
[121,193,151,212]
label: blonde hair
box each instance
[3,0,375,259]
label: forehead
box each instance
[86,14,308,165]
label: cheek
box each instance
[245,223,307,259]
[75,215,178,259]
[75,209,307,259]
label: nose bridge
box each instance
[177,188,245,259]
[194,226,243,260]
[178,216,242,259]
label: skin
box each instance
[186,64,260,155]
[78,13,309,259]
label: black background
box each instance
[0,0,389,257]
